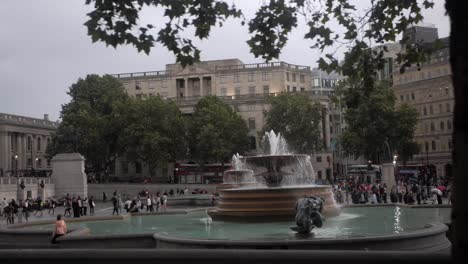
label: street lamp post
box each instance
[13,154,18,177]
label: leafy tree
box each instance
[263,93,323,153]
[123,95,186,178]
[188,96,250,164]
[339,76,419,163]
[46,75,129,181]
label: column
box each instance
[321,107,331,150]
[0,131,9,175]
[200,77,204,97]
[184,78,188,97]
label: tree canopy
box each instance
[123,95,187,176]
[339,75,420,163]
[188,96,250,164]
[84,0,434,71]
[263,93,323,154]
[46,74,129,179]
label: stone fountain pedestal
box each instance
[209,185,340,222]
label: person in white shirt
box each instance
[146,196,153,212]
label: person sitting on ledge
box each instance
[51,214,67,244]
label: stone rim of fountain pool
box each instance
[1,206,451,251]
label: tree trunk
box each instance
[446,0,468,261]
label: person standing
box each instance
[82,197,88,216]
[89,196,95,216]
[147,196,154,212]
[51,214,67,244]
[161,193,168,212]
[77,196,83,216]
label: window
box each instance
[400,95,404,101]
[440,121,445,130]
[429,105,433,115]
[423,107,427,116]
[262,72,269,81]
[447,120,452,130]
[300,87,305,92]
[317,170,322,179]
[432,141,436,151]
[248,86,255,94]
[286,72,290,81]
[248,73,255,82]
[446,103,451,112]
[316,156,322,162]
[292,87,297,92]
[411,93,415,100]
[27,158,32,168]
[300,75,305,83]
[234,74,240,83]
[287,85,290,92]
[37,137,41,151]
[425,141,429,151]
[235,87,241,97]
[135,162,142,174]
[313,79,320,87]
[121,161,129,174]
[292,74,296,82]
[36,158,42,168]
[248,118,256,130]
[221,87,227,96]
[330,126,333,134]
[263,85,269,94]
[27,136,32,151]
[405,94,409,101]
[430,122,435,132]
[47,159,51,167]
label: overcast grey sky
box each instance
[0,0,449,121]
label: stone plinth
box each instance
[381,163,397,189]
[51,153,87,198]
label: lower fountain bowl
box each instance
[208,185,340,222]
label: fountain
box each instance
[208,131,340,222]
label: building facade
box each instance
[111,59,334,183]
[0,113,59,177]
[392,38,453,178]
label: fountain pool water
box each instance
[21,206,451,239]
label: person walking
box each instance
[51,214,67,244]
[82,197,88,216]
[111,194,119,215]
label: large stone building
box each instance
[392,37,453,178]
[111,59,335,183]
[0,113,58,177]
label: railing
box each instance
[0,113,59,128]
[215,61,310,72]
[110,70,171,79]
[0,177,53,185]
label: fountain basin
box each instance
[208,185,339,222]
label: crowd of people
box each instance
[62,194,96,218]
[1,196,58,224]
[331,179,452,205]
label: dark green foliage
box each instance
[263,93,323,153]
[188,96,250,164]
[46,75,129,178]
[84,0,433,71]
[123,95,186,176]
